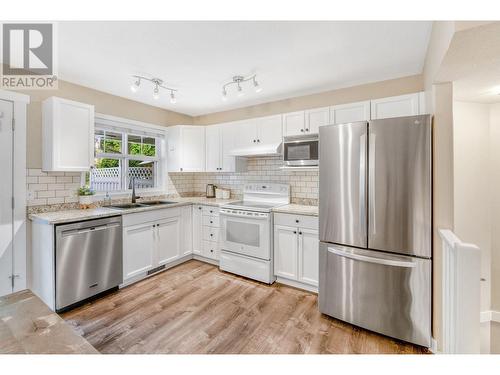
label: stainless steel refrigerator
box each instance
[318,114,432,347]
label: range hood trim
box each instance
[228,142,283,158]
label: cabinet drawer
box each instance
[202,206,219,216]
[202,226,220,242]
[202,215,220,227]
[122,207,181,227]
[274,213,318,230]
[202,240,219,260]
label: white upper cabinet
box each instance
[283,111,306,137]
[167,125,205,172]
[305,107,330,134]
[205,125,221,172]
[370,93,424,120]
[256,115,282,144]
[330,100,371,125]
[42,97,95,172]
[233,119,257,149]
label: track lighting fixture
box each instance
[130,75,178,103]
[221,74,262,101]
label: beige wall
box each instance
[429,82,455,350]
[192,74,423,125]
[490,104,500,314]
[453,101,491,313]
[20,80,193,168]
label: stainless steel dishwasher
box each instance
[55,216,123,312]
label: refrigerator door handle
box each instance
[359,133,367,231]
[327,246,416,268]
[369,133,376,235]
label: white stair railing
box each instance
[439,229,481,354]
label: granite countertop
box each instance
[29,197,240,225]
[272,204,319,217]
[0,290,98,354]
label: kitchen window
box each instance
[85,115,166,194]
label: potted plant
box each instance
[77,186,95,209]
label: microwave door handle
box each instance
[328,247,416,268]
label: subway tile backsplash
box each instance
[169,156,319,205]
[27,156,318,210]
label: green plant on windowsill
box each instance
[77,186,95,209]
[77,186,95,196]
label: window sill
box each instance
[92,189,167,200]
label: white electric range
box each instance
[219,183,290,283]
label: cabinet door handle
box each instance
[300,129,304,132]
[180,168,183,171]
[293,231,297,234]
[295,219,299,223]
[199,207,202,210]
[299,232,303,235]
[210,221,213,224]
[210,233,214,237]
[257,139,260,143]
[253,139,256,143]
[305,128,309,132]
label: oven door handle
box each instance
[220,212,269,220]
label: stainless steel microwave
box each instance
[282,135,319,166]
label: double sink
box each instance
[109,200,178,210]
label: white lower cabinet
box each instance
[156,217,181,266]
[122,207,191,285]
[274,225,298,279]
[192,204,220,261]
[273,213,319,290]
[123,222,155,280]
[297,228,319,285]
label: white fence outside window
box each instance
[90,167,154,191]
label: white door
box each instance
[181,126,205,172]
[298,228,319,286]
[233,119,257,149]
[0,100,13,296]
[156,217,181,265]
[283,111,305,136]
[205,125,221,172]
[123,223,155,280]
[181,206,193,256]
[274,225,298,280]
[256,115,282,145]
[330,100,371,124]
[370,93,421,120]
[306,107,330,134]
[192,205,203,255]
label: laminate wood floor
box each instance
[62,260,429,354]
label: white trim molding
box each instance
[480,310,500,323]
[0,89,30,104]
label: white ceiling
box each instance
[57,21,432,116]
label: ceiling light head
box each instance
[130,77,140,92]
[237,83,244,97]
[170,91,177,104]
[253,77,262,93]
[153,85,160,100]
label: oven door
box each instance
[283,139,319,166]
[220,210,271,260]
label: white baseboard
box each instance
[429,338,439,353]
[276,277,318,293]
[481,310,500,323]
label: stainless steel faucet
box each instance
[129,177,141,203]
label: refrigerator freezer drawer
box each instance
[318,242,431,347]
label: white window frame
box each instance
[84,113,167,197]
